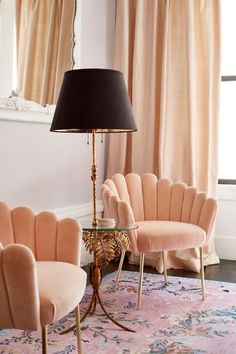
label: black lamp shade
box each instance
[50,69,137,133]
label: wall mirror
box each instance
[0,0,77,114]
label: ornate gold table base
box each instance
[61,229,135,334]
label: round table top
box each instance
[81,223,138,232]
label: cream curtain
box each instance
[16,0,75,105]
[107,0,221,272]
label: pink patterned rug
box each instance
[1,271,236,353]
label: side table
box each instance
[63,224,138,334]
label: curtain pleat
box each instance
[107,0,221,272]
[16,0,75,105]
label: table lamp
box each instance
[50,68,137,227]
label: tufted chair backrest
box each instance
[101,173,217,237]
[0,202,80,264]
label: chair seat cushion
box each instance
[37,261,87,326]
[136,221,206,253]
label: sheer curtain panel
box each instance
[107,0,221,271]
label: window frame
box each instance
[218,75,236,185]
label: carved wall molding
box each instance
[0,96,55,124]
[0,95,55,113]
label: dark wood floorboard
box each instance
[83,258,236,284]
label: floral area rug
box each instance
[1,270,236,353]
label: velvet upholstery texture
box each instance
[0,201,87,349]
[101,173,217,256]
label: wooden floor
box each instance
[84,257,236,284]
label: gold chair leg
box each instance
[137,253,145,310]
[42,325,48,354]
[200,246,205,300]
[114,249,126,290]
[75,305,83,354]
[162,251,168,285]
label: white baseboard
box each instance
[52,200,103,220]
[52,200,103,267]
[215,234,236,260]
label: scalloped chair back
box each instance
[0,201,87,354]
[101,173,217,309]
[0,202,80,263]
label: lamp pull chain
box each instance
[101,133,104,143]
[87,133,90,145]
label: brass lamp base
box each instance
[61,130,135,335]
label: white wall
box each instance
[75,0,116,69]
[215,185,236,260]
[0,0,116,214]
[0,118,105,211]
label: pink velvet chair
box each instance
[0,201,87,354]
[101,173,217,309]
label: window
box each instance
[219,0,236,184]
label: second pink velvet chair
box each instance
[101,173,217,309]
[0,201,87,354]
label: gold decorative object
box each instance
[80,228,134,332]
[83,230,129,267]
[97,217,116,228]
[61,227,135,334]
